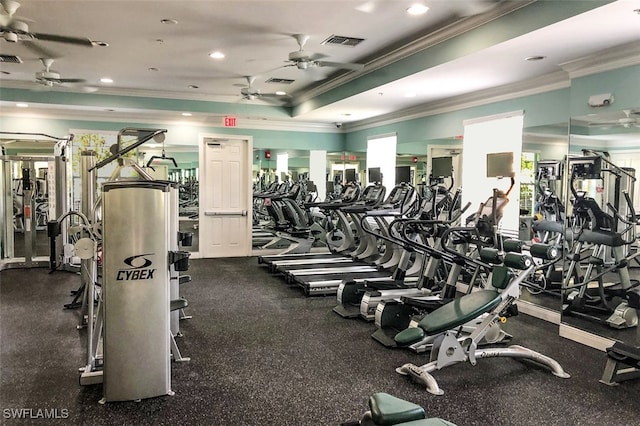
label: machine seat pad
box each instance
[532,220,563,234]
[170,297,188,312]
[400,419,457,426]
[533,220,576,242]
[416,290,501,336]
[395,326,426,346]
[369,393,425,426]
[288,227,310,237]
[578,230,624,247]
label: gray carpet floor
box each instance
[2,257,640,425]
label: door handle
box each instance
[205,210,247,216]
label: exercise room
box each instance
[1,1,640,425]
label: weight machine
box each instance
[0,132,72,270]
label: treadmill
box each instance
[257,182,363,267]
[287,182,422,295]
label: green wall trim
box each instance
[0,116,344,152]
[0,88,292,118]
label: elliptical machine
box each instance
[562,153,640,329]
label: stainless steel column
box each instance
[102,180,171,402]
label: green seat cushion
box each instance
[369,393,425,426]
[491,266,514,290]
[401,419,457,426]
[417,290,501,336]
[395,326,426,346]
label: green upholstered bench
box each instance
[395,266,514,346]
[370,393,425,425]
[369,393,456,426]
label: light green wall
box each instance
[346,88,571,153]
[0,115,344,152]
[2,65,637,159]
[569,64,640,117]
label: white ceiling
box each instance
[0,0,639,125]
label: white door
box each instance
[199,135,252,258]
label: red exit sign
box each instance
[223,116,237,127]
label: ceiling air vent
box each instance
[0,54,23,63]
[321,35,364,47]
[265,77,295,84]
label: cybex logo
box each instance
[116,253,157,281]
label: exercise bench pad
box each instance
[407,290,501,338]
[369,393,425,425]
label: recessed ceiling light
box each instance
[525,55,546,61]
[148,67,159,72]
[100,77,113,83]
[16,102,28,108]
[407,4,429,15]
[275,91,287,96]
[209,51,225,59]
[105,108,115,112]
[634,8,640,15]
[404,92,417,98]
[341,113,352,117]
[160,18,178,25]
[187,84,199,89]
[92,41,109,47]
[181,112,192,117]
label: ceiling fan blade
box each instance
[315,60,364,71]
[31,32,93,47]
[58,78,86,83]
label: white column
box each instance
[309,150,327,201]
[276,153,289,182]
[462,111,524,239]
[367,134,397,190]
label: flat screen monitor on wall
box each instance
[486,152,514,178]
[537,160,563,181]
[395,166,411,184]
[368,167,382,183]
[326,181,335,193]
[345,168,357,183]
[431,156,453,178]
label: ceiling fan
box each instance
[284,34,364,71]
[240,76,287,102]
[0,0,93,46]
[35,58,87,87]
[588,109,640,128]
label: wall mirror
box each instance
[516,123,570,315]
[562,108,640,347]
[140,145,199,252]
[0,138,59,265]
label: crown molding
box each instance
[345,70,570,132]
[0,103,338,133]
[559,41,640,79]
[0,80,279,105]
